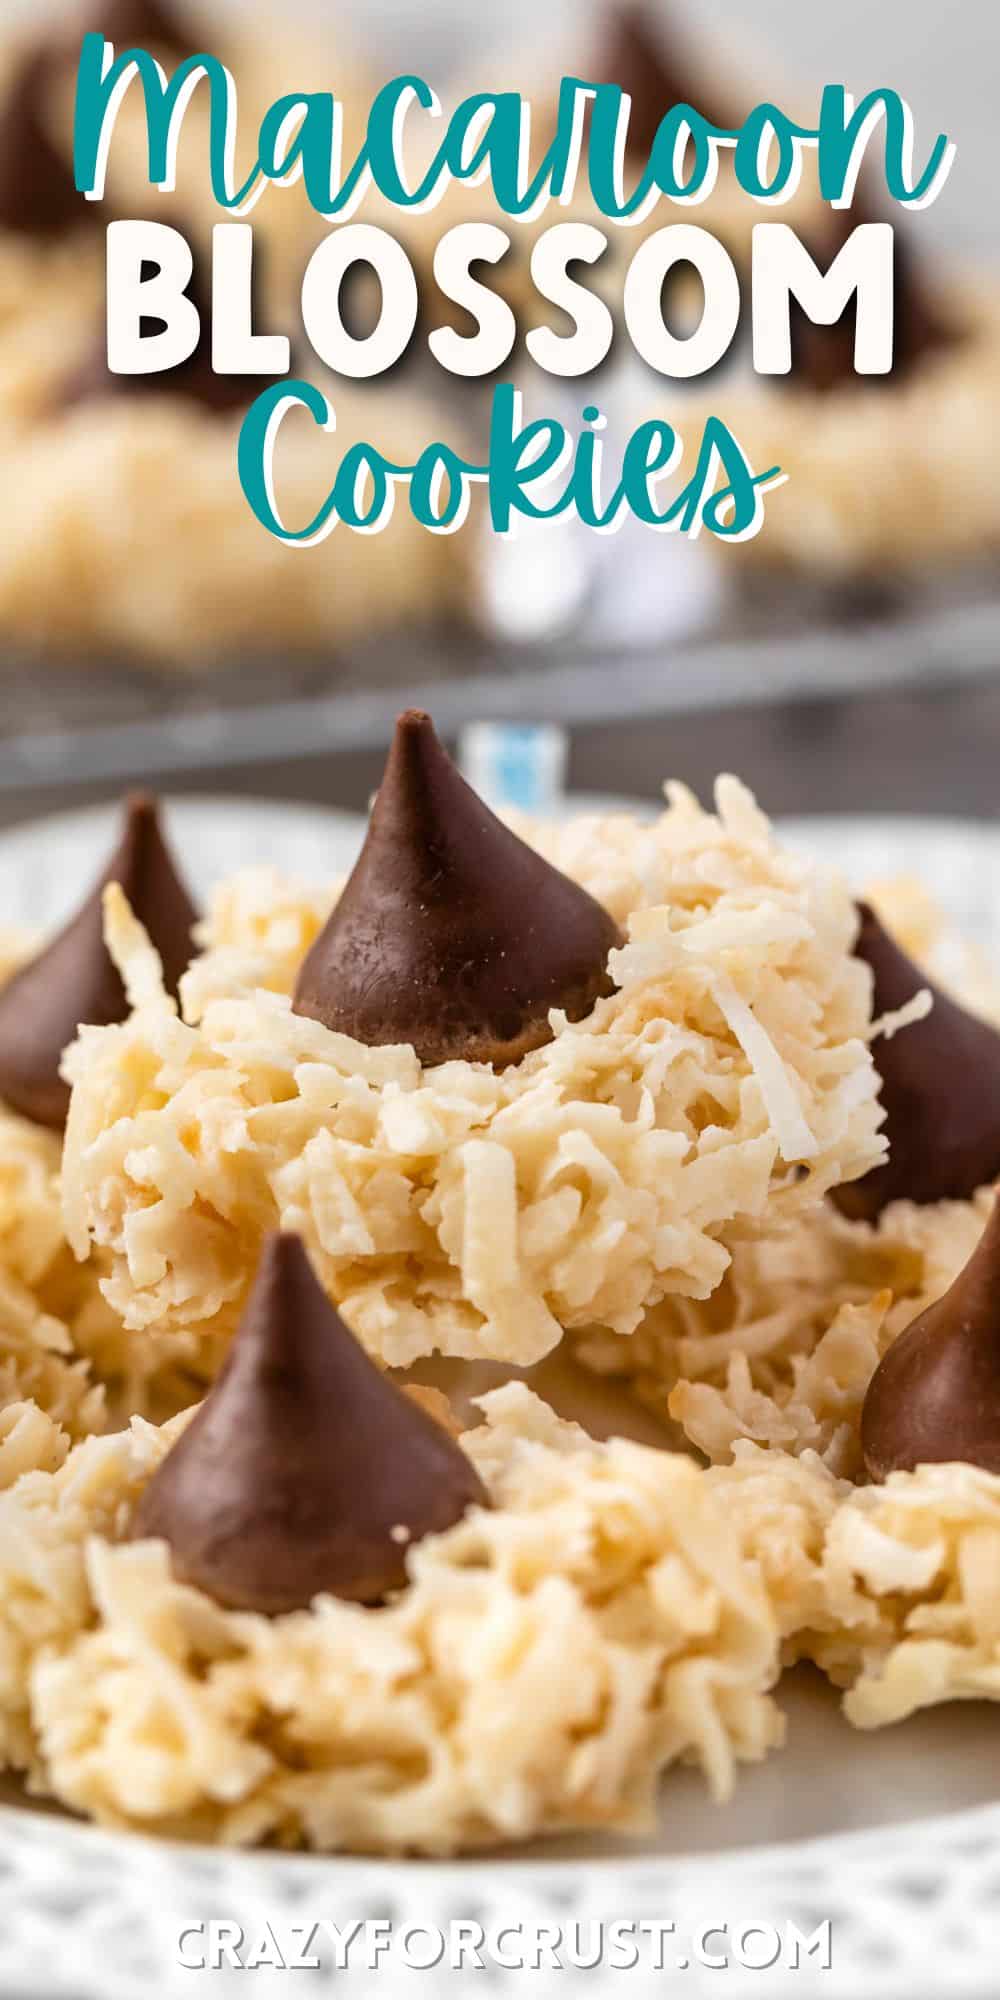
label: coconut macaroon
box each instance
[0,379,471,663]
[0,796,229,1426]
[0,1383,784,1851]
[0,9,469,662]
[713,1442,1000,1723]
[5,1389,1000,1850]
[574,878,1000,1477]
[718,1439,1000,1724]
[62,745,886,1370]
[678,275,1000,581]
[0,31,104,431]
[0,1097,205,1435]
[576,1189,996,1480]
[405,5,826,326]
[0,1105,107,1440]
[0,1098,218,1435]
[816,1464,1000,1725]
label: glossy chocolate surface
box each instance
[0,793,197,1129]
[833,903,1000,1223]
[862,1195,1000,1479]
[132,1233,488,1613]
[294,710,624,1069]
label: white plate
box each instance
[1,797,999,2000]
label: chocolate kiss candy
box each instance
[293,710,624,1068]
[0,793,197,1130]
[595,3,735,155]
[0,8,195,244]
[832,903,1000,1224]
[132,1233,488,1612]
[862,1195,1000,1479]
[791,191,955,393]
[78,0,194,56]
[0,47,92,239]
[61,259,280,418]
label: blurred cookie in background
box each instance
[403,1,828,328]
[0,3,481,664]
[0,368,475,662]
[0,27,105,426]
[44,0,373,317]
[662,267,1000,583]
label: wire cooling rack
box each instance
[0,569,998,800]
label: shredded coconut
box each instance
[0,1108,106,1438]
[61,781,885,1368]
[576,1189,995,1478]
[574,873,1000,1476]
[819,1465,1000,1724]
[716,1446,1000,1727]
[0,1402,69,1491]
[2,1384,1000,1847]
[708,1442,848,1657]
[868,874,1000,1030]
[0,233,104,431]
[0,1102,223,1430]
[409,40,825,331]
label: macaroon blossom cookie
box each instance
[60,719,886,1370]
[670,272,1000,580]
[0,5,470,661]
[0,1378,785,1851]
[573,880,1000,1478]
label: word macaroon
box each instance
[74,44,954,219]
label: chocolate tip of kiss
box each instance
[131,1231,487,1614]
[0,793,197,1130]
[594,1,733,150]
[79,0,192,58]
[292,711,624,1069]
